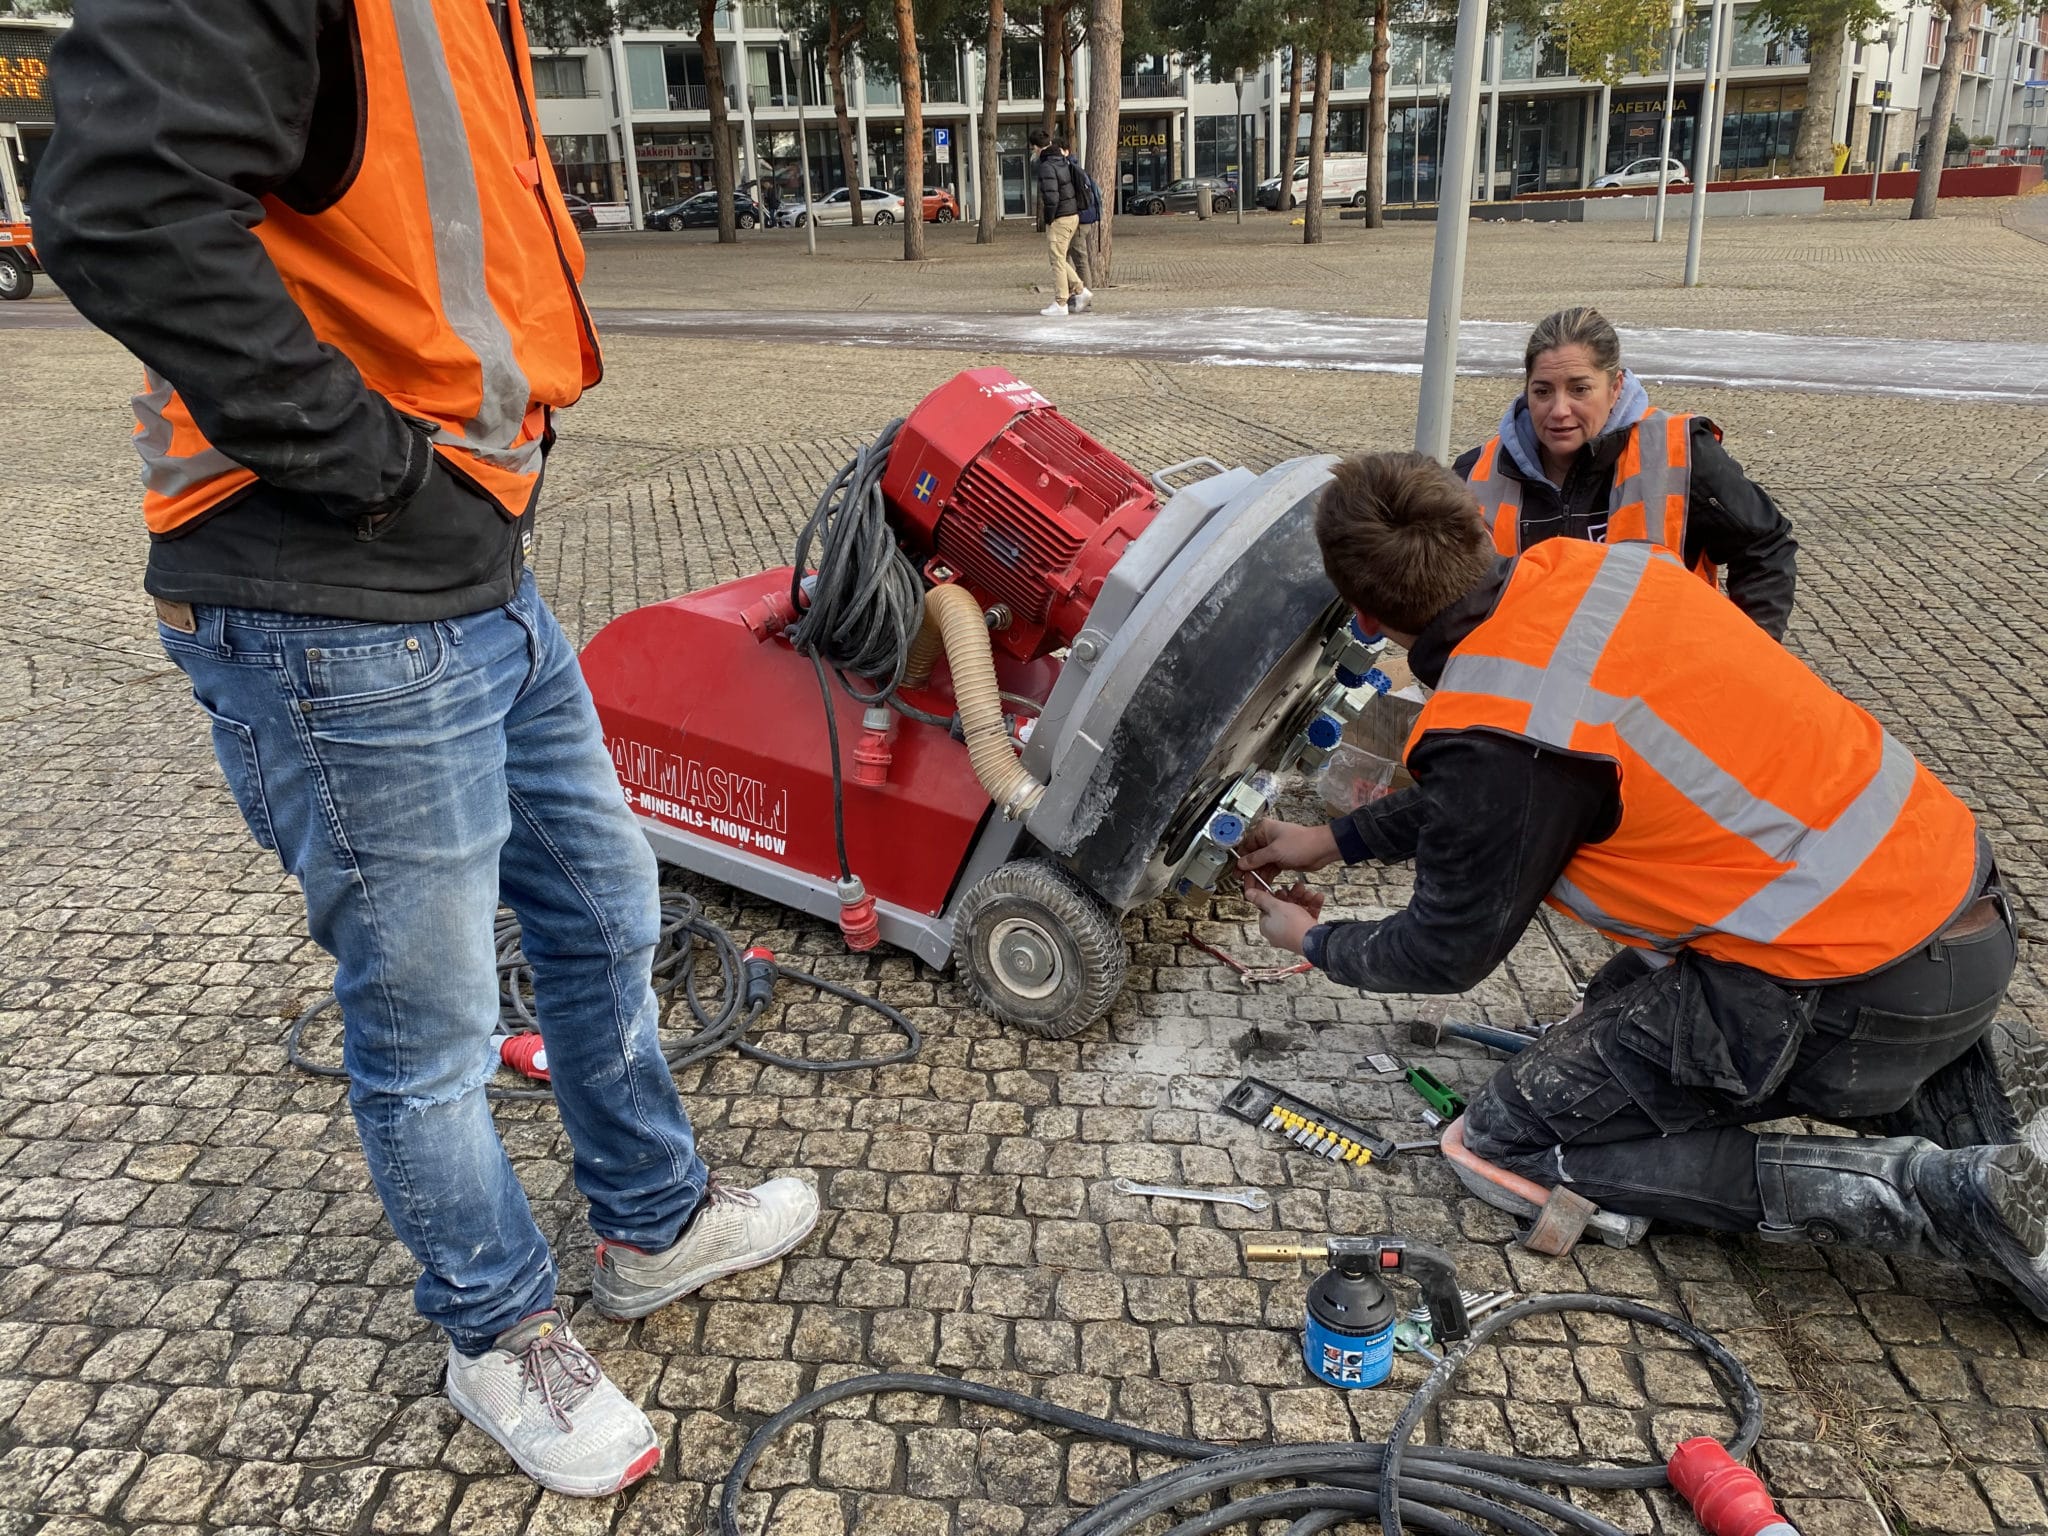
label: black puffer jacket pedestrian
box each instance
[1453,410,1798,640]
[1035,148,1080,219]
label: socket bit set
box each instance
[1220,1076,1395,1164]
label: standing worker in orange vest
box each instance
[35,0,818,1496]
[1458,306,1798,638]
[1241,453,2047,1314]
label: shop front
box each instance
[635,128,722,211]
[1117,116,1173,212]
[546,133,619,203]
[1604,88,1701,175]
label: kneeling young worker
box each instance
[1241,452,2048,1316]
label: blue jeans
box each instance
[160,572,707,1354]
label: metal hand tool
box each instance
[1113,1177,1272,1211]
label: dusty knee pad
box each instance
[1463,1070,1549,1163]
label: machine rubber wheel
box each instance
[936,207,955,222]
[875,209,897,224]
[666,214,686,231]
[953,860,1127,1039]
[1214,195,1233,212]
[738,212,758,228]
[0,256,30,301]
[1351,190,1368,207]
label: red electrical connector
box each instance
[837,876,880,951]
[852,720,893,787]
[490,1033,551,1084]
[1668,1440,1797,1536]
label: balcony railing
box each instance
[1122,74,1180,97]
[663,83,710,110]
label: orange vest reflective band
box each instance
[1467,410,1719,587]
[133,0,601,533]
[1407,539,1982,983]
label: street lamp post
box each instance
[1234,68,1245,224]
[1652,0,1684,242]
[793,38,818,255]
[1870,23,1898,206]
[1413,0,1491,461]
[1681,0,1726,285]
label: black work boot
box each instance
[1757,1133,2048,1322]
[1873,1018,2048,1151]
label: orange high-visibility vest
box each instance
[1467,410,1719,588]
[133,0,601,533]
[1407,539,1982,983]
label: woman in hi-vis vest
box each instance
[1454,307,1798,639]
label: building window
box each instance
[532,54,587,99]
[1002,40,1043,102]
[749,46,795,110]
[1721,82,1805,174]
[1193,114,1241,178]
[1123,53,1178,98]
[635,127,721,209]
[546,133,615,200]
[923,48,962,104]
[628,42,710,112]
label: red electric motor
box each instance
[581,367,1165,958]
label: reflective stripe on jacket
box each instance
[1467,409,1719,587]
[1406,538,1981,982]
[134,0,601,533]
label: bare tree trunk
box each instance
[978,0,1005,242]
[698,0,738,243]
[1790,19,1845,174]
[1084,0,1123,284]
[1366,0,1390,226]
[1041,5,1060,140]
[827,8,866,225]
[1278,46,1304,205]
[1304,49,1332,241]
[895,0,927,258]
[1062,15,1078,147]
[1912,0,1968,219]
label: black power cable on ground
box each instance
[284,889,921,1098]
[717,1294,1763,1536]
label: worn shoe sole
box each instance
[1983,1017,2048,1153]
[444,1376,661,1497]
[590,1206,820,1322]
[1972,1142,2048,1323]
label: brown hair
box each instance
[1313,452,1495,634]
[1524,306,1622,378]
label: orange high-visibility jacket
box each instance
[1467,409,1719,586]
[134,0,601,533]
[1407,538,1982,983]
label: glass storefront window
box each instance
[546,133,616,201]
[1491,95,1585,196]
[1721,82,1805,174]
[635,128,718,210]
[1603,90,1700,173]
[755,125,849,206]
[1117,116,1172,211]
[1193,114,1241,178]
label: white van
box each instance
[1257,154,1372,210]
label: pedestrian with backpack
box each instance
[1068,148,1101,310]
[1029,127,1092,317]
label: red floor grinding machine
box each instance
[581,368,1390,1036]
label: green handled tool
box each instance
[1404,1066,1466,1119]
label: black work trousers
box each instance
[1463,897,2017,1231]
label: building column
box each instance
[1591,80,1612,180]
[609,31,644,216]
[1269,49,1284,180]
[734,38,759,183]
[855,52,872,184]
[1484,29,1502,202]
[965,46,982,219]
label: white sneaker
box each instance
[444,1311,659,1497]
[590,1175,819,1320]
[1073,286,1093,305]
[1039,301,1070,317]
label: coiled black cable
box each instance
[716,1293,1763,1536]
[284,889,921,1098]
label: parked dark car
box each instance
[560,193,599,232]
[646,192,764,231]
[1132,177,1234,215]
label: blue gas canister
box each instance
[1305,1263,1398,1388]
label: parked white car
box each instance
[1591,157,1691,189]
[780,186,905,226]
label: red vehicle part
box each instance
[880,367,1158,662]
[582,567,1059,921]
[0,223,38,300]
[1667,1439,1797,1536]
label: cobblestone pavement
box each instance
[3,308,2048,1536]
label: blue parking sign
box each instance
[934,127,950,147]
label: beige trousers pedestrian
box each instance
[1046,215,1083,302]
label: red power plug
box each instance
[1668,1440,1796,1536]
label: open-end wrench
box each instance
[1112,1177,1272,1212]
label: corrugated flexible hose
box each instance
[917,581,1045,819]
